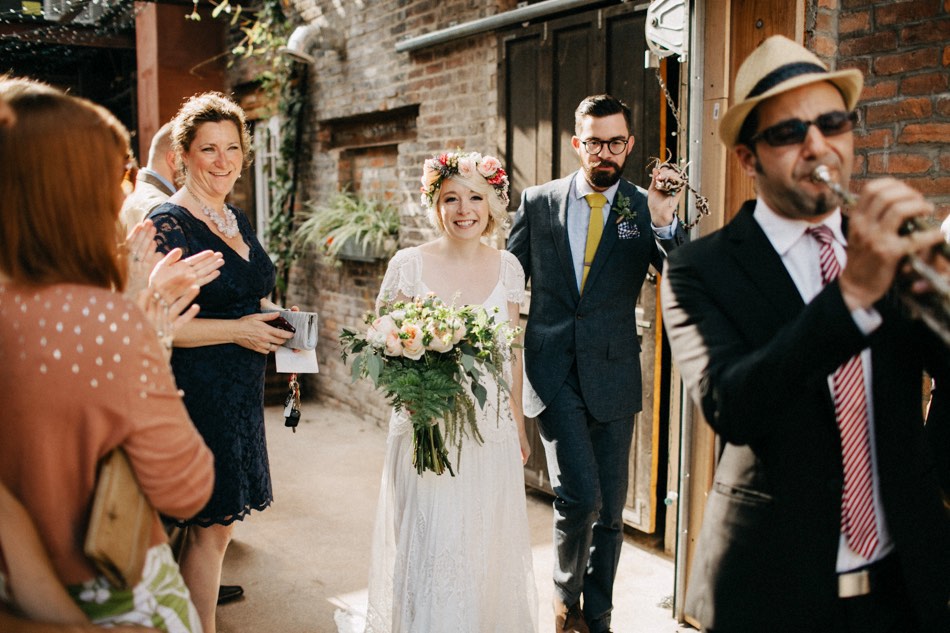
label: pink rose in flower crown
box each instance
[456,156,477,179]
[421,160,442,188]
[400,322,425,360]
[477,155,501,178]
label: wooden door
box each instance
[677,0,803,625]
[499,2,671,535]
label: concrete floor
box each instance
[216,402,694,633]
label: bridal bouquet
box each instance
[340,294,519,476]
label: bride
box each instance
[363,151,538,633]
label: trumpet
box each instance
[811,165,950,347]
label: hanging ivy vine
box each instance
[267,67,307,305]
[204,0,304,305]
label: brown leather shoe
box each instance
[554,599,590,633]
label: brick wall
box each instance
[284,0,515,422]
[808,0,950,222]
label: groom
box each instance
[508,93,687,633]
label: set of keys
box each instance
[283,373,301,432]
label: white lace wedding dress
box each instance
[364,247,538,633]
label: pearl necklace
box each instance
[186,187,239,238]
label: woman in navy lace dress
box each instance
[148,93,293,633]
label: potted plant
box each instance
[295,189,400,264]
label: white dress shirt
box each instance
[753,198,893,572]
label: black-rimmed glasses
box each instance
[750,110,858,147]
[580,138,630,155]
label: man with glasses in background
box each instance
[661,36,949,632]
[508,93,687,633]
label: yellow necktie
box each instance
[581,192,607,292]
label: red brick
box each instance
[944,45,950,67]
[818,0,838,8]
[853,127,895,150]
[867,152,933,174]
[840,32,898,57]
[812,34,838,57]
[860,79,899,101]
[815,11,835,33]
[852,153,867,177]
[941,153,950,172]
[843,58,871,76]
[899,122,950,144]
[864,98,933,125]
[934,202,950,223]
[843,0,872,7]
[424,61,444,75]
[875,0,938,26]
[901,175,950,196]
[840,10,871,34]
[900,72,950,95]
[899,18,950,46]
[873,48,940,75]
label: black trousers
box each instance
[705,555,923,633]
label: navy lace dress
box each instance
[149,202,274,527]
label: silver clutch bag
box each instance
[277,310,318,350]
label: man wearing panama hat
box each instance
[660,35,950,632]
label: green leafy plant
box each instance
[295,190,399,264]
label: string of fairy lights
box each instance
[0,1,136,51]
[0,0,244,66]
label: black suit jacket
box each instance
[660,201,950,631]
[508,172,686,421]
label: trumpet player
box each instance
[660,36,949,633]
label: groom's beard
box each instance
[584,157,625,189]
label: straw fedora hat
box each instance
[719,35,863,149]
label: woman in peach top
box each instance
[0,78,214,631]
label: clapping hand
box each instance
[125,220,225,351]
[124,220,163,300]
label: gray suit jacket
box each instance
[120,171,175,231]
[508,171,686,421]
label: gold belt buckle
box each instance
[838,569,871,598]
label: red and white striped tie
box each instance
[807,225,879,559]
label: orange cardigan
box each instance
[0,282,213,585]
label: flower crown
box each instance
[420,151,510,210]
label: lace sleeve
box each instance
[376,248,423,311]
[500,250,526,305]
[149,207,191,257]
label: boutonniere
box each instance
[613,192,637,224]
[613,192,640,239]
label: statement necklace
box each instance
[186,187,239,238]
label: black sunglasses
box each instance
[750,110,858,147]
